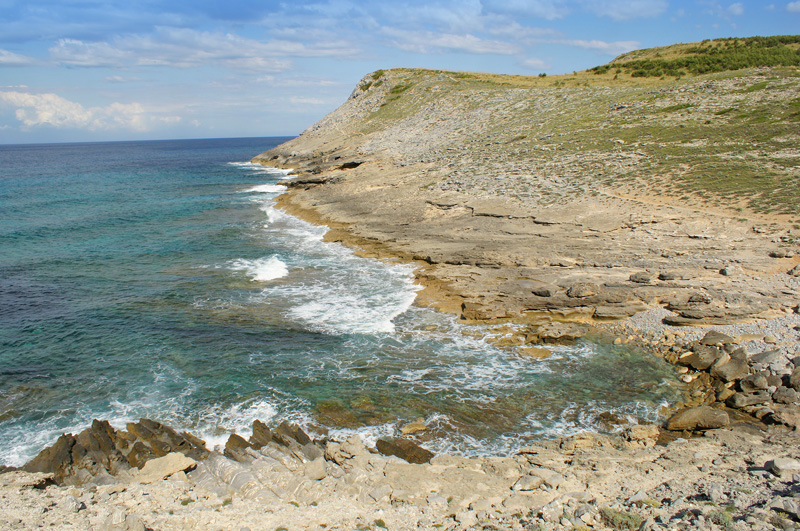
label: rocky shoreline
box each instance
[4,64,800,529]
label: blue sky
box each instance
[0,0,798,144]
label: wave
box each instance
[242,184,287,194]
[228,161,293,177]
[229,256,289,281]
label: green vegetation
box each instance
[600,507,645,530]
[709,510,736,530]
[592,35,800,79]
[389,83,413,95]
[660,103,694,113]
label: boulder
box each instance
[681,345,724,370]
[710,357,749,382]
[532,287,554,297]
[740,374,769,393]
[304,457,327,481]
[622,424,660,447]
[699,331,734,345]
[223,434,252,462]
[528,322,589,344]
[135,452,196,484]
[750,350,783,366]
[769,458,800,478]
[666,406,730,431]
[773,387,800,405]
[726,391,770,409]
[518,346,552,359]
[788,264,800,277]
[629,272,654,284]
[790,366,800,391]
[376,437,434,464]
[566,283,599,298]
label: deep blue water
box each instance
[0,137,679,466]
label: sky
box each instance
[0,1,798,144]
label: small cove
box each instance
[0,138,680,466]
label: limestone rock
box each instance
[559,432,611,454]
[629,271,654,283]
[666,406,730,431]
[769,458,800,478]
[528,322,589,344]
[135,452,196,484]
[699,331,734,345]
[623,424,660,447]
[518,346,552,359]
[740,374,769,393]
[224,433,252,462]
[790,366,800,391]
[726,391,770,408]
[399,421,428,434]
[304,457,327,481]
[566,283,599,298]
[376,437,434,464]
[682,345,724,371]
[710,357,749,382]
[750,350,783,365]
[512,474,544,491]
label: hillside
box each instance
[253,38,800,327]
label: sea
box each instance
[0,137,680,467]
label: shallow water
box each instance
[0,138,680,466]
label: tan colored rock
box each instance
[666,406,730,431]
[518,346,552,359]
[400,421,428,434]
[135,452,197,484]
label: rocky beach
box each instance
[3,39,800,530]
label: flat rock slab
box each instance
[135,452,197,484]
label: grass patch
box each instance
[600,507,644,530]
[660,103,694,113]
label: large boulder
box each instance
[135,452,196,484]
[666,406,730,431]
[681,345,724,370]
[376,437,434,464]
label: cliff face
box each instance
[253,66,800,325]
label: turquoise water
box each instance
[0,138,679,466]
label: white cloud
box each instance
[581,0,668,20]
[0,49,36,66]
[485,20,562,40]
[49,27,360,71]
[482,0,571,20]
[519,57,550,69]
[0,91,178,131]
[290,96,328,105]
[728,2,744,15]
[788,1,800,12]
[105,75,141,83]
[560,39,640,55]
[383,27,520,54]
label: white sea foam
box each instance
[228,161,293,176]
[193,398,281,452]
[242,184,287,194]
[229,256,289,281]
